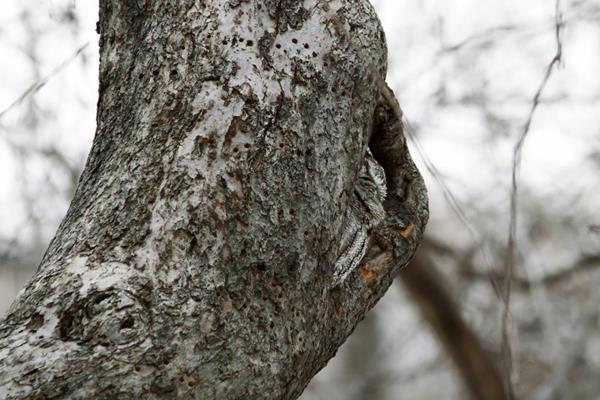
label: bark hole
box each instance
[57,289,148,345]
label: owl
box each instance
[331,148,387,287]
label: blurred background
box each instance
[1,1,599,399]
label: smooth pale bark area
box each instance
[0,1,427,399]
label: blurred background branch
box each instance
[400,250,507,400]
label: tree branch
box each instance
[502,2,563,392]
[399,253,507,400]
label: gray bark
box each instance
[0,1,428,399]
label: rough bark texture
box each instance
[0,1,428,399]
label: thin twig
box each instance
[501,1,563,397]
[462,254,600,290]
[0,43,89,121]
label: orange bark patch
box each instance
[400,223,415,239]
[334,303,342,319]
[360,265,377,283]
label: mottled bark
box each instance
[0,1,427,399]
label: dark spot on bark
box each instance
[133,365,141,372]
[312,51,317,57]
[303,43,309,49]
[251,262,267,272]
[94,292,112,304]
[228,0,249,8]
[170,69,179,79]
[124,0,145,37]
[150,375,176,395]
[58,311,75,340]
[219,176,228,190]
[275,43,281,49]
[138,73,144,79]
[120,315,134,329]
[97,334,108,345]
[246,40,254,46]
[223,116,243,153]
[258,32,275,64]
[23,368,39,377]
[26,312,44,331]
[292,38,298,44]
[244,143,251,149]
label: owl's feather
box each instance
[332,148,387,287]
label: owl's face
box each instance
[332,147,388,287]
[364,150,387,201]
[354,148,387,221]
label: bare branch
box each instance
[502,2,564,389]
[399,253,507,400]
[463,254,600,290]
[0,43,88,121]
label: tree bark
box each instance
[0,1,428,399]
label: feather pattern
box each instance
[332,148,387,287]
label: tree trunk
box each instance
[0,1,428,399]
